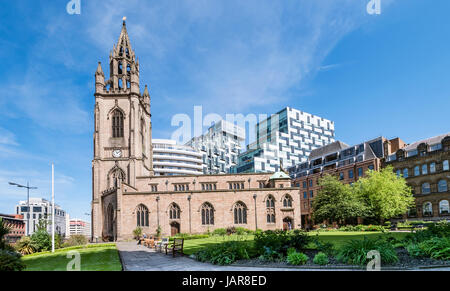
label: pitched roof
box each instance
[270,171,290,180]
[403,132,450,152]
[308,141,349,161]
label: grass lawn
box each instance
[22,244,122,271]
[183,235,254,256]
[306,231,409,248]
[182,231,410,256]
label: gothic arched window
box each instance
[266,195,275,223]
[233,202,247,224]
[136,204,149,227]
[112,110,124,138]
[169,203,180,220]
[201,202,214,225]
[283,194,293,208]
[108,167,125,188]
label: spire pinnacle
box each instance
[96,62,104,76]
[143,85,149,97]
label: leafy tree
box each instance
[312,175,367,226]
[353,166,414,222]
[15,236,37,255]
[29,217,53,252]
[0,218,11,250]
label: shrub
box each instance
[312,237,335,256]
[258,246,284,262]
[15,236,37,255]
[30,230,52,252]
[0,217,11,250]
[226,227,237,235]
[338,225,387,232]
[64,235,88,247]
[313,252,329,265]
[254,229,312,257]
[404,220,450,244]
[406,243,423,258]
[286,251,308,265]
[407,237,450,260]
[0,249,25,271]
[212,228,227,236]
[195,241,250,265]
[337,238,398,265]
[235,227,252,235]
[170,234,210,241]
[133,227,142,239]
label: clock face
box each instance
[112,149,122,158]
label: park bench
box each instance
[156,237,169,252]
[165,238,184,257]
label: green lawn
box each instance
[183,235,254,255]
[182,231,409,255]
[306,231,409,248]
[22,245,122,271]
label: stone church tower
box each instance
[91,19,153,240]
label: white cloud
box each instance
[0,127,18,146]
[81,0,393,115]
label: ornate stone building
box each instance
[386,133,450,221]
[92,20,301,241]
[289,136,404,229]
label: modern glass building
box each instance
[235,107,335,173]
[186,120,245,174]
[152,139,204,176]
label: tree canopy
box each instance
[312,166,414,225]
[312,175,367,225]
[353,165,414,222]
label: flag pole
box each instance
[52,163,55,253]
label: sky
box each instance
[0,0,449,219]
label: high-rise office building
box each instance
[235,107,335,173]
[186,120,245,174]
[152,139,203,176]
[16,198,67,236]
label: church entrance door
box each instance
[283,217,293,231]
[170,222,180,236]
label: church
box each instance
[91,19,302,241]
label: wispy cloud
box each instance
[0,127,18,146]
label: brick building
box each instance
[289,136,403,229]
[386,133,450,221]
[92,20,301,241]
[0,214,25,243]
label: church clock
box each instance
[112,149,122,158]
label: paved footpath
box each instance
[116,242,360,271]
[116,242,450,271]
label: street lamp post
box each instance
[9,181,37,236]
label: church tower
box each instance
[92,18,153,240]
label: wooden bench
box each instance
[165,238,184,257]
[155,237,169,252]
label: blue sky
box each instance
[0,0,449,219]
